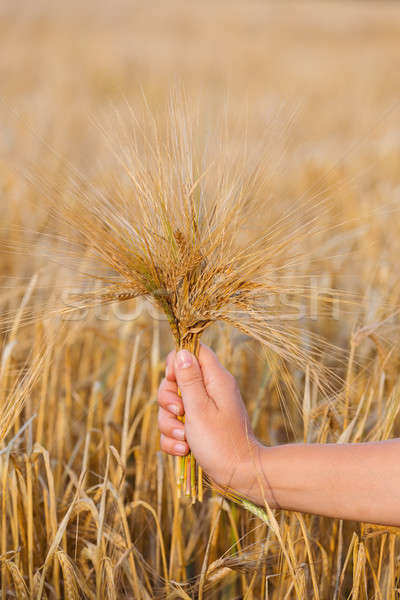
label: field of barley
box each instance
[1,1,400,598]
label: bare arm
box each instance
[244,440,400,526]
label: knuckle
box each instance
[158,413,172,435]
[157,392,166,408]
[160,434,169,453]
[157,411,164,430]
[158,386,179,407]
[157,382,166,403]
[158,390,171,408]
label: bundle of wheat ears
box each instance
[42,97,347,504]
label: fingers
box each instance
[158,377,184,416]
[165,351,176,382]
[197,343,224,372]
[158,406,186,440]
[158,384,188,456]
[159,434,189,456]
[173,349,211,420]
[196,344,235,392]
[170,344,235,407]
[170,344,233,389]
[162,342,237,420]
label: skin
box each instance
[158,344,400,526]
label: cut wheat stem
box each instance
[175,335,203,502]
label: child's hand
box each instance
[157,344,262,497]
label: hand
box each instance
[157,344,263,497]
[160,345,400,525]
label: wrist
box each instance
[237,443,293,509]
[234,442,277,507]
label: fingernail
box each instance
[168,404,180,415]
[172,428,185,440]
[176,349,193,369]
[165,362,170,378]
[174,443,186,454]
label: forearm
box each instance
[244,439,400,526]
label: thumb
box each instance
[174,349,210,420]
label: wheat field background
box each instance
[1,1,400,598]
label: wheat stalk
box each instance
[44,93,352,503]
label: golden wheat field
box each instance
[1,1,400,598]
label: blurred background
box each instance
[2,0,400,145]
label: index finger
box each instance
[165,350,177,382]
